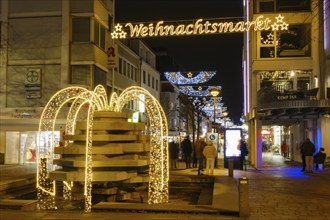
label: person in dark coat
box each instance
[300,138,316,173]
[281,141,288,158]
[239,138,249,170]
[195,137,206,175]
[314,147,326,170]
[181,135,193,168]
[169,141,179,169]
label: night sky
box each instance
[115,0,244,124]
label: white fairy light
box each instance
[164,71,216,85]
[111,15,289,38]
[37,85,168,212]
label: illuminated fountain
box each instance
[36,85,168,212]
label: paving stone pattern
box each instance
[0,152,329,220]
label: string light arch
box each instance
[37,85,168,212]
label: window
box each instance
[119,58,123,74]
[93,19,106,50]
[72,17,90,42]
[71,65,91,85]
[127,64,131,79]
[254,0,310,13]
[156,79,159,91]
[152,76,154,89]
[123,60,126,76]
[93,66,106,88]
[259,24,311,58]
[276,0,310,12]
[148,74,150,86]
[143,71,146,84]
[255,0,275,13]
[259,70,312,92]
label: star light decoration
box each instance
[111,24,127,39]
[271,14,289,31]
[37,85,168,212]
[164,71,216,85]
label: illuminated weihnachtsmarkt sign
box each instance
[111,15,289,39]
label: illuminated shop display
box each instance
[111,15,289,39]
[224,129,242,157]
[37,85,168,212]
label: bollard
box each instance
[228,158,234,177]
[239,176,250,218]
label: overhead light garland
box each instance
[179,86,222,96]
[164,71,216,85]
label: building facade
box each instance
[0,0,160,164]
[243,0,330,168]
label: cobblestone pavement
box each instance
[238,153,330,220]
[0,152,329,220]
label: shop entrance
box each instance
[5,131,60,165]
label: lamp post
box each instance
[210,88,220,133]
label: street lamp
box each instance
[210,88,220,133]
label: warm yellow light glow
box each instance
[111,15,289,39]
[210,88,220,97]
[37,85,168,212]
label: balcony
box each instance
[257,87,330,121]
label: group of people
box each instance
[169,135,218,175]
[300,138,327,173]
[169,135,249,175]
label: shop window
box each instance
[259,24,311,58]
[72,17,90,42]
[70,65,91,85]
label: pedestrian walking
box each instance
[195,137,206,175]
[239,138,249,170]
[300,138,316,173]
[181,135,193,168]
[281,141,288,158]
[169,141,179,169]
[203,140,217,175]
[314,147,326,170]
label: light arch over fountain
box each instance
[37,85,169,212]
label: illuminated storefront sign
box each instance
[111,15,288,39]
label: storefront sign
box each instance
[111,15,288,39]
[25,68,42,99]
[12,109,38,118]
[107,44,118,68]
